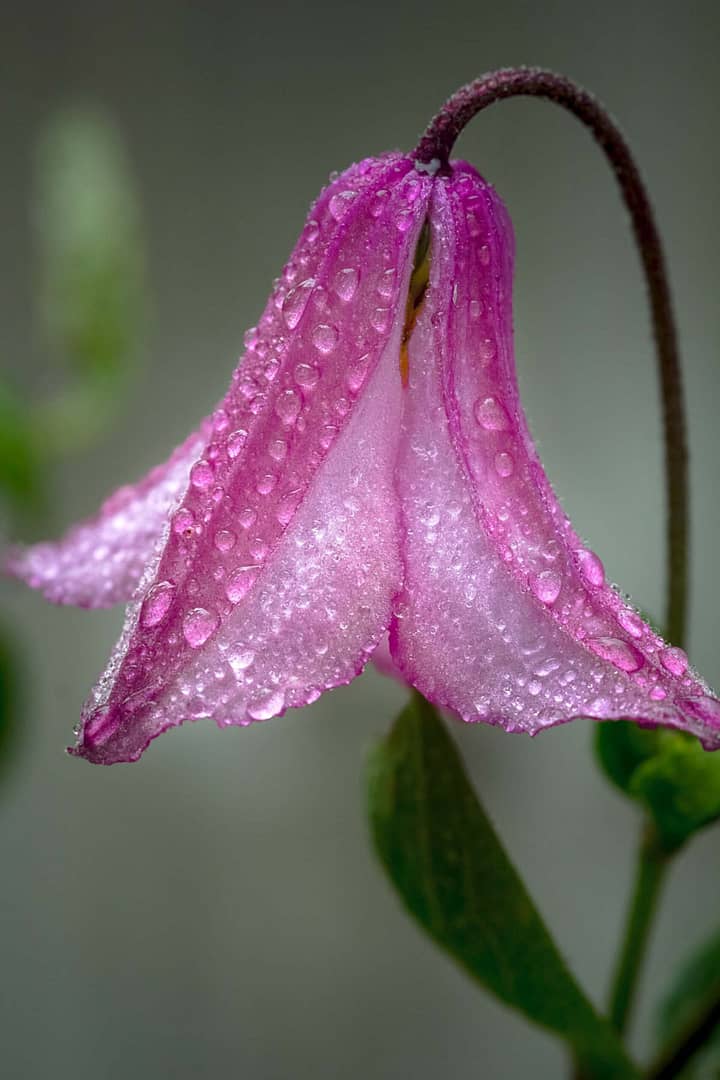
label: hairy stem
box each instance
[414,66,689,646]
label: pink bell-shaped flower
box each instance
[6,146,719,764]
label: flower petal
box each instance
[5,423,211,607]
[74,156,432,763]
[390,163,720,749]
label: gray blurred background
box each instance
[2,1,719,1077]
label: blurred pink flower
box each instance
[7,154,720,763]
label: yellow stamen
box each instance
[400,222,430,386]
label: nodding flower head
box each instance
[6,125,719,764]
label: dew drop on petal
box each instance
[172,508,196,535]
[214,529,236,553]
[238,507,257,530]
[469,299,483,320]
[530,570,562,605]
[282,278,314,330]
[618,609,645,638]
[277,488,303,526]
[575,548,605,588]
[679,695,720,727]
[329,190,357,221]
[395,209,413,232]
[377,268,396,299]
[494,452,514,478]
[312,323,339,354]
[275,389,301,424]
[333,267,359,301]
[140,581,176,628]
[256,474,277,496]
[588,636,644,673]
[660,646,688,676]
[225,566,260,604]
[268,438,288,463]
[474,396,510,431]
[347,353,371,393]
[294,363,319,389]
[190,460,215,489]
[183,607,219,648]
[247,690,285,721]
[212,408,229,433]
[371,307,390,333]
[479,339,496,364]
[227,430,248,459]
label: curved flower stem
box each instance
[608,824,671,1037]
[414,66,689,646]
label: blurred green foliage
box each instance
[651,926,720,1078]
[1,103,145,777]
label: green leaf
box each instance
[630,737,720,852]
[594,720,661,796]
[367,694,638,1079]
[650,926,720,1078]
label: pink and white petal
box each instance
[4,422,211,608]
[73,157,431,763]
[390,164,720,749]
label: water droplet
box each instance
[293,363,319,390]
[249,537,269,561]
[650,686,667,700]
[319,424,338,450]
[140,581,176,628]
[172,508,195,536]
[282,278,314,329]
[474,396,509,431]
[214,529,236,553]
[334,267,359,301]
[183,607,219,648]
[660,646,688,676]
[575,548,605,588]
[371,307,390,333]
[227,429,248,459]
[238,507,257,530]
[268,438,288,463]
[370,190,388,218]
[479,245,491,266]
[229,648,255,674]
[530,570,562,605]
[679,695,720,726]
[248,689,285,721]
[312,323,339,354]
[588,636,643,673]
[528,679,542,696]
[347,353,371,393]
[277,488,303,526]
[479,338,496,364]
[329,190,357,221]
[377,268,396,299]
[212,408,229,433]
[263,358,280,382]
[395,209,413,232]
[494,452,514,478]
[304,220,320,245]
[469,299,483,320]
[256,473,277,496]
[190,460,215,490]
[618,609,645,638]
[275,388,301,425]
[225,566,260,604]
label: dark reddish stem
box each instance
[414,67,688,646]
